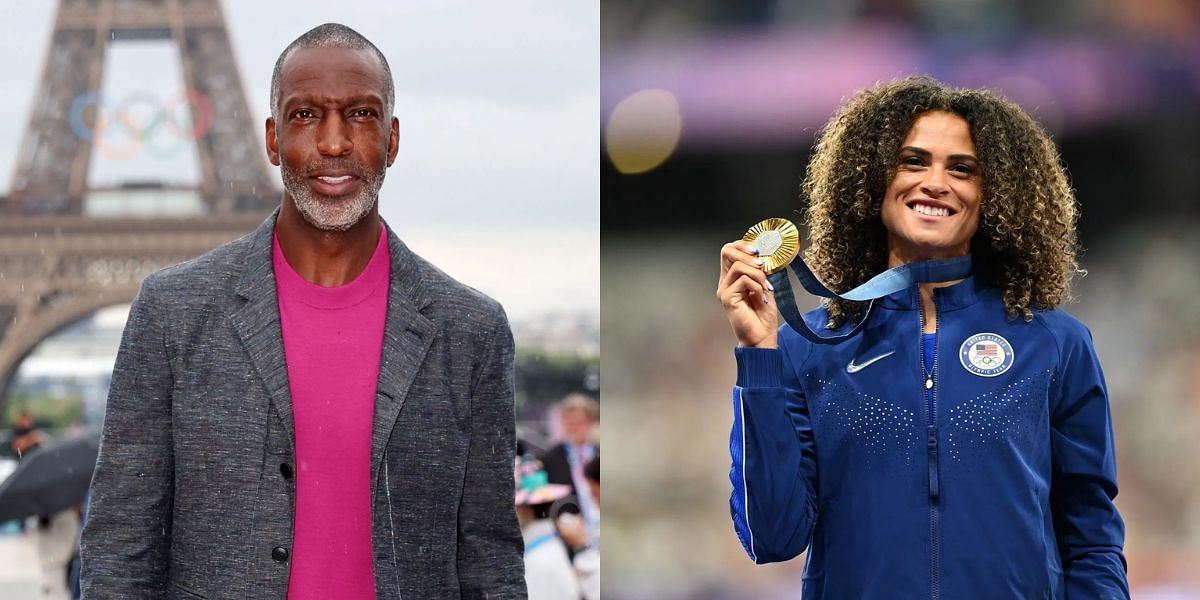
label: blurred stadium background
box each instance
[602,1,1200,598]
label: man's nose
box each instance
[316,115,353,157]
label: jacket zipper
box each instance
[918,287,941,600]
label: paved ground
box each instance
[0,511,79,600]
[0,532,47,599]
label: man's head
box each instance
[557,393,598,446]
[266,23,399,232]
[13,410,33,430]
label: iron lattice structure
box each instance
[0,0,279,407]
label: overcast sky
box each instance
[0,0,599,320]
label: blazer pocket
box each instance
[265,404,289,455]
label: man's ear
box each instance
[266,117,281,166]
[386,116,399,167]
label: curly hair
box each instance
[801,76,1081,327]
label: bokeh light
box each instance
[604,88,683,175]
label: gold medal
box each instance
[742,218,800,274]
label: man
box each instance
[80,23,525,598]
[9,410,43,457]
[538,393,599,544]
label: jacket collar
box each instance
[369,221,436,501]
[234,208,433,311]
[877,272,994,312]
[229,211,294,449]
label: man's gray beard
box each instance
[280,159,384,232]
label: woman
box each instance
[716,77,1129,598]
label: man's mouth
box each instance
[309,173,361,196]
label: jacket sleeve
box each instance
[457,305,527,598]
[79,273,175,596]
[729,344,819,564]
[1050,324,1130,599]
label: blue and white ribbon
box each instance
[768,255,972,344]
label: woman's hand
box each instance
[717,241,778,349]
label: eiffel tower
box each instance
[0,0,279,409]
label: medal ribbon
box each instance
[767,254,972,344]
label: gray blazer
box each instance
[80,211,526,599]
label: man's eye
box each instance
[352,109,376,118]
[292,110,314,119]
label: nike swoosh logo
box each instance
[846,351,895,373]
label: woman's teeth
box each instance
[913,204,950,217]
[317,175,352,183]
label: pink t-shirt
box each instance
[274,226,390,600]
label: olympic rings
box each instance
[975,355,999,366]
[68,89,215,161]
[92,112,142,161]
[164,90,214,141]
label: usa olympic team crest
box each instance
[959,333,1014,377]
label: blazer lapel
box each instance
[370,225,435,499]
[229,210,297,453]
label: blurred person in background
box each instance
[6,408,83,598]
[515,454,583,600]
[717,76,1128,598]
[7,410,46,537]
[10,410,44,458]
[556,454,600,599]
[540,393,600,544]
[80,23,523,598]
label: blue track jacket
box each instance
[729,275,1129,599]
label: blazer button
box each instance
[272,546,289,562]
[280,463,294,479]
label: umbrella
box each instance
[0,433,99,522]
